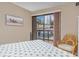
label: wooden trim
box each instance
[32,13,53,17]
[53,12,61,46]
[32,16,37,40]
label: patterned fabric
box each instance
[0,40,75,57]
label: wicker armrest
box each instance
[72,44,78,55]
[57,40,65,46]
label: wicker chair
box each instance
[57,34,78,55]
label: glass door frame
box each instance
[36,13,54,41]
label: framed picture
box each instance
[6,15,23,26]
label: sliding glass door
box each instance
[36,16,44,39]
[36,14,54,40]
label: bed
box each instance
[0,40,75,57]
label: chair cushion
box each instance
[58,44,73,52]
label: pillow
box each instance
[58,44,73,52]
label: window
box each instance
[36,14,54,40]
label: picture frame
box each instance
[6,15,23,26]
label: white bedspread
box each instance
[0,40,75,57]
